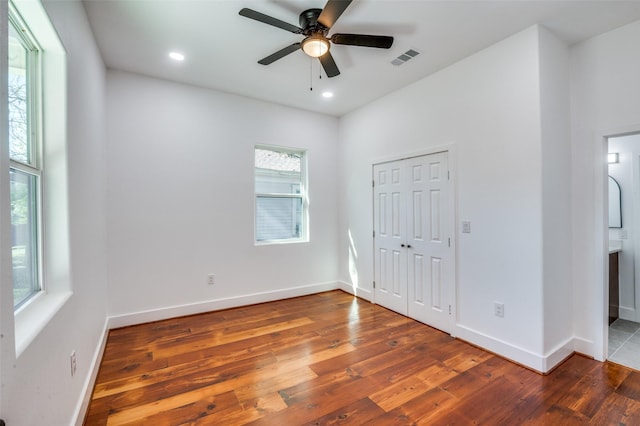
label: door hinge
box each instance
[448,170,450,180]
[448,237,451,247]
[373,281,376,289]
[448,305,452,315]
[373,230,375,238]
[372,179,375,188]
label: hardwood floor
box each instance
[85,290,640,425]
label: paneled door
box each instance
[373,161,408,315]
[373,151,453,333]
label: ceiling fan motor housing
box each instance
[300,9,327,35]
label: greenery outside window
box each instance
[255,146,308,243]
[9,5,43,310]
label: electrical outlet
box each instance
[207,274,215,285]
[494,302,505,318]
[70,350,77,377]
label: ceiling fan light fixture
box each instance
[302,35,329,58]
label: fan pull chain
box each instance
[309,59,323,91]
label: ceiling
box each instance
[83,0,640,117]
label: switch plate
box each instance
[494,302,505,318]
[207,274,215,285]
[462,221,471,233]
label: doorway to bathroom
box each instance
[607,133,640,369]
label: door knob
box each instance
[407,245,412,248]
[401,244,405,247]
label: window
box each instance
[255,146,308,243]
[7,0,69,356]
[9,5,43,309]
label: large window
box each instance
[9,5,43,309]
[255,146,308,243]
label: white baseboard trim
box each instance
[619,306,637,322]
[73,318,109,426]
[108,281,340,329]
[572,336,593,358]
[455,324,547,372]
[543,337,576,372]
[337,281,372,301]
[456,325,595,373]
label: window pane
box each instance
[8,21,31,164]
[255,148,301,173]
[11,169,40,308]
[256,196,302,241]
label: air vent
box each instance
[391,49,420,66]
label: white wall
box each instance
[0,1,108,424]
[538,28,573,364]
[571,19,640,360]
[338,26,557,370]
[106,71,339,322]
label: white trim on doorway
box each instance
[596,124,640,362]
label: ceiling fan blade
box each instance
[317,0,353,29]
[258,43,301,65]
[239,8,302,34]
[331,33,394,49]
[319,51,340,78]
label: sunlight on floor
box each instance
[348,229,359,290]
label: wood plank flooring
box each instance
[84,290,640,425]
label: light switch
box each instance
[462,221,471,233]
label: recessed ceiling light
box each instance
[169,52,185,61]
[322,91,333,98]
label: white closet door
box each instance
[373,161,408,315]
[406,152,453,332]
[373,151,453,333]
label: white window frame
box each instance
[9,3,44,311]
[6,0,71,357]
[254,145,308,244]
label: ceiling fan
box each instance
[239,0,394,78]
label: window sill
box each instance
[255,238,309,246]
[14,290,72,357]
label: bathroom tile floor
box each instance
[609,318,640,370]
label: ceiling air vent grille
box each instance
[391,49,420,66]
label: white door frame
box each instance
[596,126,640,361]
[592,124,640,361]
[371,144,457,333]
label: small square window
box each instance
[255,146,307,243]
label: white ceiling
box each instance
[83,0,640,117]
